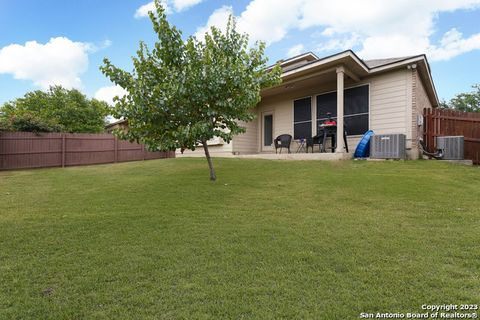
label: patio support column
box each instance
[336,66,345,153]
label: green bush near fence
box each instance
[0,158,479,319]
[1,86,109,133]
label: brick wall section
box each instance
[411,69,417,150]
[411,68,433,158]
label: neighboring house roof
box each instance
[266,49,439,107]
[105,118,127,129]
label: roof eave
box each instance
[280,50,370,79]
[266,51,319,70]
[267,51,439,107]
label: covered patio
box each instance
[237,51,371,156]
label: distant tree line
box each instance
[440,84,480,113]
[0,86,110,133]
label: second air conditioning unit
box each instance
[436,136,464,160]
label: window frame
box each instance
[292,96,313,140]
[314,83,370,137]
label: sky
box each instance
[1,0,480,106]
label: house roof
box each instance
[266,50,439,107]
[267,52,319,70]
[105,118,127,128]
[363,56,417,68]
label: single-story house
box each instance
[180,49,439,159]
[105,119,129,133]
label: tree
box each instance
[0,113,62,133]
[443,84,480,113]
[1,86,110,133]
[100,0,281,181]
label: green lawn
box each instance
[0,158,479,319]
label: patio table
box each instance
[318,125,349,153]
[295,138,306,153]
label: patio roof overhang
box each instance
[262,52,365,98]
[261,50,439,107]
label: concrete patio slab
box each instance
[177,152,353,160]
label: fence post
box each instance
[114,136,118,163]
[423,108,430,153]
[61,133,66,167]
[143,144,146,161]
[0,134,3,170]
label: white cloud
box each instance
[173,0,203,11]
[195,0,302,45]
[287,44,305,57]
[135,0,202,18]
[0,37,91,89]
[98,39,113,50]
[135,1,170,18]
[317,33,361,52]
[197,0,480,61]
[429,28,480,60]
[194,6,233,40]
[85,39,112,53]
[357,35,430,60]
[94,85,128,105]
[300,0,480,60]
[236,0,302,44]
[321,28,335,37]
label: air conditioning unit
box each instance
[370,134,406,159]
[436,136,464,160]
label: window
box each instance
[263,114,273,146]
[293,97,312,139]
[316,92,337,121]
[316,85,369,136]
[344,85,369,135]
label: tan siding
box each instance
[232,119,258,154]
[272,100,294,138]
[373,80,409,91]
[368,70,409,137]
[372,111,407,120]
[253,99,294,151]
[176,139,233,157]
[372,104,408,114]
[372,90,408,100]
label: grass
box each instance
[0,158,479,319]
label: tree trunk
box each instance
[202,140,217,181]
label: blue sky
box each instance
[1,0,480,105]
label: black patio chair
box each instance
[306,135,324,153]
[274,134,292,154]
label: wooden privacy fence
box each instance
[0,132,175,170]
[423,108,480,164]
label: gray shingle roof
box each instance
[363,56,416,68]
